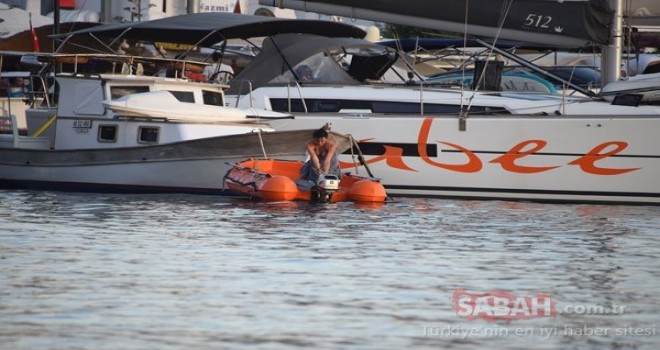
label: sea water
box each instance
[1,190,659,349]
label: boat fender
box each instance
[349,179,387,202]
[259,175,298,201]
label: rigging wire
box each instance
[465,0,514,114]
[459,0,469,115]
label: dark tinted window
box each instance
[270,98,509,115]
[202,90,224,106]
[110,86,150,100]
[270,99,371,113]
[168,90,195,103]
[98,125,117,142]
[138,126,159,144]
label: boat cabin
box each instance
[1,54,269,151]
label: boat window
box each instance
[167,90,195,103]
[269,98,510,115]
[270,98,371,113]
[371,101,463,114]
[110,86,150,100]
[202,90,224,106]
[317,101,341,112]
[269,53,359,85]
[138,126,159,144]
[269,98,306,112]
[98,124,118,142]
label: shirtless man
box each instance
[300,128,340,182]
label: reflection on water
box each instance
[1,190,659,350]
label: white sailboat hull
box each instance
[0,130,312,194]
[269,114,660,204]
[0,159,234,192]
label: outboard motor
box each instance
[311,174,340,203]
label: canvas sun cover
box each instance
[50,12,366,48]
[259,0,615,48]
[226,33,397,94]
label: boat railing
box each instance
[24,74,52,108]
[18,53,213,86]
[234,80,254,109]
[232,79,313,114]
[289,82,308,114]
[0,114,15,136]
[419,80,425,115]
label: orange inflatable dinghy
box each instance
[223,159,388,203]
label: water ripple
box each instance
[1,190,659,349]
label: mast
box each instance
[188,0,200,14]
[53,0,60,52]
[102,0,113,23]
[602,0,623,84]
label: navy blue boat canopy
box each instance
[51,12,367,47]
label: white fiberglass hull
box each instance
[0,130,312,194]
[0,159,235,193]
[269,114,660,204]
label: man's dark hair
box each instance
[312,128,329,139]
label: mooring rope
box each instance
[257,128,267,159]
